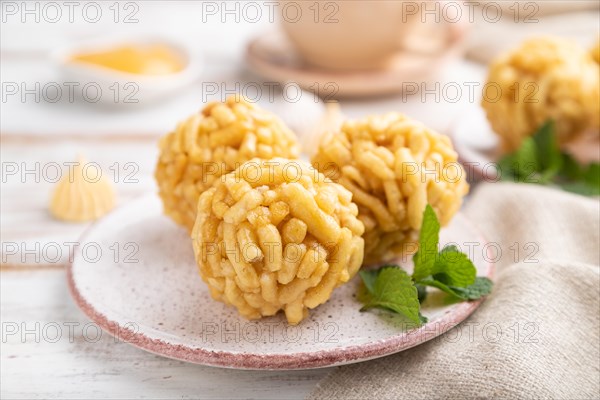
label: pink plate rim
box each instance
[67,197,495,370]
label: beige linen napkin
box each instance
[309,182,600,399]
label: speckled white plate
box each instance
[68,194,494,370]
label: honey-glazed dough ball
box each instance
[311,113,469,264]
[191,158,365,324]
[155,96,301,231]
[481,36,600,151]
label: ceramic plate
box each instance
[68,195,494,370]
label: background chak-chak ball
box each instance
[481,37,600,151]
[155,96,301,231]
[312,112,469,264]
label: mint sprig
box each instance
[358,267,423,325]
[358,205,493,326]
[497,121,600,196]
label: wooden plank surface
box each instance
[0,268,329,399]
[0,136,330,398]
[1,137,159,267]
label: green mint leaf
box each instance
[559,153,584,180]
[497,120,561,183]
[358,269,379,295]
[532,120,562,177]
[431,246,476,288]
[584,163,600,192]
[557,161,599,196]
[416,284,428,303]
[412,205,440,282]
[558,181,600,196]
[497,153,516,181]
[418,278,458,297]
[419,277,493,300]
[497,152,517,181]
[514,137,539,181]
[449,277,494,300]
[359,266,423,325]
[357,281,371,305]
[497,137,540,183]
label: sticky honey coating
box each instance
[311,113,469,264]
[191,158,365,325]
[155,96,301,231]
[481,36,600,152]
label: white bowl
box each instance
[53,36,202,106]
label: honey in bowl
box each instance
[70,44,184,75]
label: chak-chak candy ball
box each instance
[311,112,469,264]
[191,158,365,325]
[481,37,600,151]
[155,96,301,231]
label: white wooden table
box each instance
[0,134,334,399]
[1,267,331,399]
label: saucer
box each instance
[245,24,468,99]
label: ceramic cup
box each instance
[279,0,432,71]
